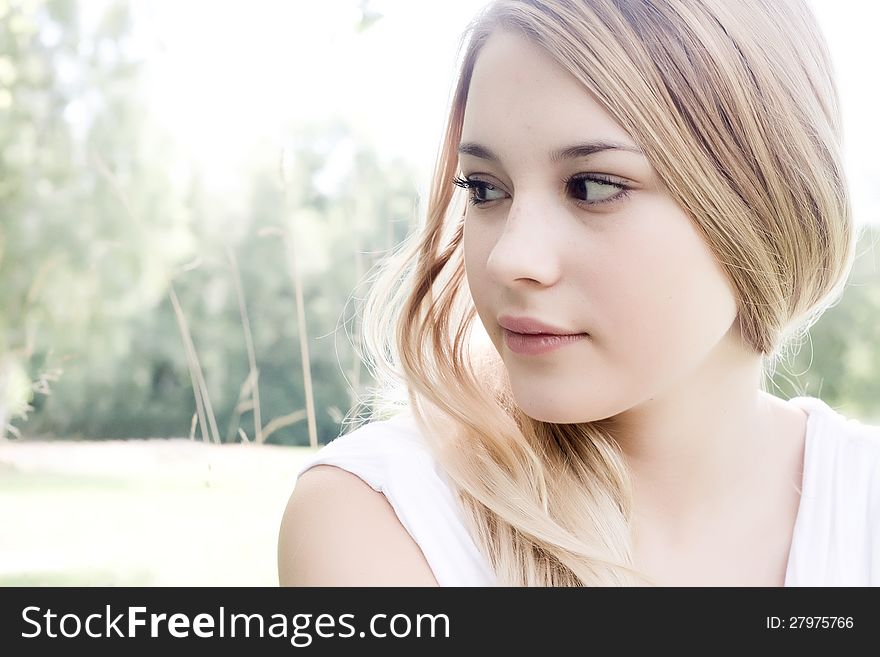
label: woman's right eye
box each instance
[452,176,506,206]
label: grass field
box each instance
[0,438,314,586]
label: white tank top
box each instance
[292,396,880,586]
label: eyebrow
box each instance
[457,140,644,163]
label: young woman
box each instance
[278,0,879,586]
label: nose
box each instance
[485,196,564,287]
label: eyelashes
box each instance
[451,176,498,206]
[452,174,631,208]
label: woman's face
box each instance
[460,30,741,423]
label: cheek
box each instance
[463,219,481,295]
[590,205,737,369]
[463,221,495,322]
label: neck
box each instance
[606,332,800,542]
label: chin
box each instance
[510,382,628,424]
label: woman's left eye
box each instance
[564,174,630,207]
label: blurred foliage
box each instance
[1,0,416,444]
[0,0,878,444]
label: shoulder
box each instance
[277,463,439,586]
[792,395,880,460]
[279,411,497,586]
[800,397,880,477]
[794,396,880,525]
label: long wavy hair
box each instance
[352,0,858,586]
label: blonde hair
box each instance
[354,0,858,586]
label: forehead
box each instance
[461,30,636,157]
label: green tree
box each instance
[0,0,195,438]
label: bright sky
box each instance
[132,0,879,225]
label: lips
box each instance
[497,314,586,336]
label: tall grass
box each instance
[227,246,263,444]
[169,283,221,444]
